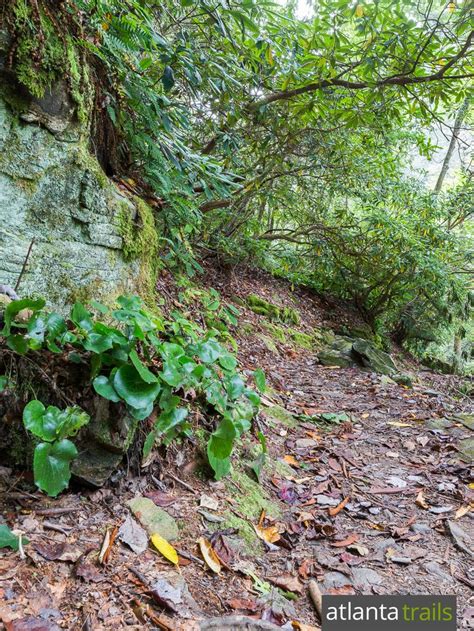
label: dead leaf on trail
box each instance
[228,598,259,612]
[387,476,407,489]
[197,537,221,573]
[33,542,82,562]
[149,577,184,613]
[416,490,429,509]
[118,516,148,554]
[254,523,281,544]
[151,534,179,565]
[388,421,412,427]
[209,531,235,568]
[327,585,355,595]
[329,496,349,517]
[75,561,104,583]
[144,491,175,507]
[298,558,322,579]
[331,533,359,548]
[445,520,473,557]
[283,455,300,468]
[454,505,471,520]
[297,511,315,525]
[347,543,369,556]
[98,526,118,565]
[267,573,303,593]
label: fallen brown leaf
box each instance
[331,533,359,548]
[415,490,429,509]
[328,496,349,517]
[268,573,303,593]
[197,537,221,574]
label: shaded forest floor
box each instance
[1,265,473,630]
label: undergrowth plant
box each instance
[1,295,264,495]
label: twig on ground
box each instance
[308,579,323,620]
[176,548,204,566]
[165,472,197,494]
[35,507,80,516]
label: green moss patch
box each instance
[9,1,93,121]
[246,295,300,325]
[119,196,160,303]
[261,404,297,428]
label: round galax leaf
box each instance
[113,364,160,409]
[33,439,78,497]
[23,400,57,441]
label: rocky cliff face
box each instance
[0,78,152,310]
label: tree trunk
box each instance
[434,98,469,194]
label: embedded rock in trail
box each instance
[71,398,138,487]
[318,336,357,368]
[71,445,124,488]
[317,334,399,376]
[351,338,398,375]
[128,496,179,541]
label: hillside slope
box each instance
[0,266,472,630]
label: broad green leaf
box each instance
[253,368,266,393]
[226,375,245,400]
[129,349,158,383]
[219,353,237,370]
[195,339,222,363]
[155,407,188,434]
[114,365,160,409]
[1,298,45,335]
[23,400,56,441]
[6,334,29,354]
[160,359,185,387]
[33,439,78,497]
[0,524,28,550]
[93,375,121,402]
[70,302,93,331]
[83,332,114,354]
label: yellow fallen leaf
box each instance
[292,624,320,631]
[388,421,411,427]
[197,537,221,574]
[454,505,471,520]
[151,533,179,565]
[254,524,280,544]
[367,522,385,531]
[361,413,370,419]
[469,483,474,490]
[283,455,300,468]
[416,490,429,510]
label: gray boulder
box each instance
[352,338,398,375]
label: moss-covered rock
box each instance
[261,404,297,428]
[246,295,300,325]
[0,88,155,312]
[262,322,321,351]
[5,2,92,125]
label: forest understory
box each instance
[0,0,473,629]
[1,265,472,631]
